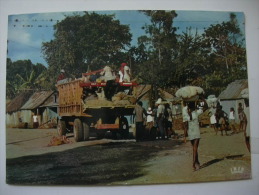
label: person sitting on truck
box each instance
[57,69,66,83]
[119,63,126,82]
[119,62,131,82]
[100,65,116,82]
[100,65,116,100]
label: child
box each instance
[229,107,237,134]
[187,101,203,171]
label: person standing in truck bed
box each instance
[100,65,116,100]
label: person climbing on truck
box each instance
[100,65,116,100]
[56,69,66,83]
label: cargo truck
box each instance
[56,74,138,142]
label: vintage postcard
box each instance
[6,10,251,185]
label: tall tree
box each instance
[173,28,210,87]
[135,10,178,89]
[42,12,132,86]
[202,13,247,95]
[202,13,246,75]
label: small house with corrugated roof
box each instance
[218,79,248,123]
[6,91,33,128]
[20,90,59,128]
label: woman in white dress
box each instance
[187,101,203,171]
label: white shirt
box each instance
[33,115,38,122]
[101,66,115,81]
[146,110,154,122]
[182,106,189,122]
[123,65,131,82]
[229,111,235,120]
[157,104,165,118]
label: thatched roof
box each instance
[6,90,33,113]
[21,91,54,110]
[218,79,248,100]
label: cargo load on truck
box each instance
[56,66,138,142]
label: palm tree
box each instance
[16,70,42,91]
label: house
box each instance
[6,90,33,128]
[218,79,248,123]
[20,90,59,128]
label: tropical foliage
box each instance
[6,11,247,100]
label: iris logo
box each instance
[231,166,244,174]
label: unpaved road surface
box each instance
[6,127,251,185]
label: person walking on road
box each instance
[187,102,203,171]
[133,101,147,142]
[182,101,189,143]
[215,106,228,136]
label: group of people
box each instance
[133,98,174,142]
[82,63,132,84]
[208,102,249,140]
[184,98,251,171]
[57,63,132,101]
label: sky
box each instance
[7,10,245,67]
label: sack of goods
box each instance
[241,88,249,99]
[206,95,218,107]
[175,86,204,101]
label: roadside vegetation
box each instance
[6,11,247,100]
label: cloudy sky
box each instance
[7,10,245,66]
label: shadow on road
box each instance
[6,140,180,185]
[199,154,244,170]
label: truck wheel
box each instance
[119,116,129,139]
[73,118,83,142]
[57,120,66,136]
[82,122,90,141]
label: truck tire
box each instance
[82,122,90,141]
[73,118,83,142]
[57,120,66,136]
[119,116,129,139]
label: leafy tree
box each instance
[42,12,132,87]
[173,28,210,87]
[134,11,178,88]
[6,58,47,99]
[201,13,247,95]
[202,13,246,75]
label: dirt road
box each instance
[5,127,251,185]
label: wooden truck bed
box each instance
[57,79,136,117]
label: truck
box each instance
[56,73,138,142]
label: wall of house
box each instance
[42,107,58,125]
[220,99,245,123]
[6,112,20,128]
